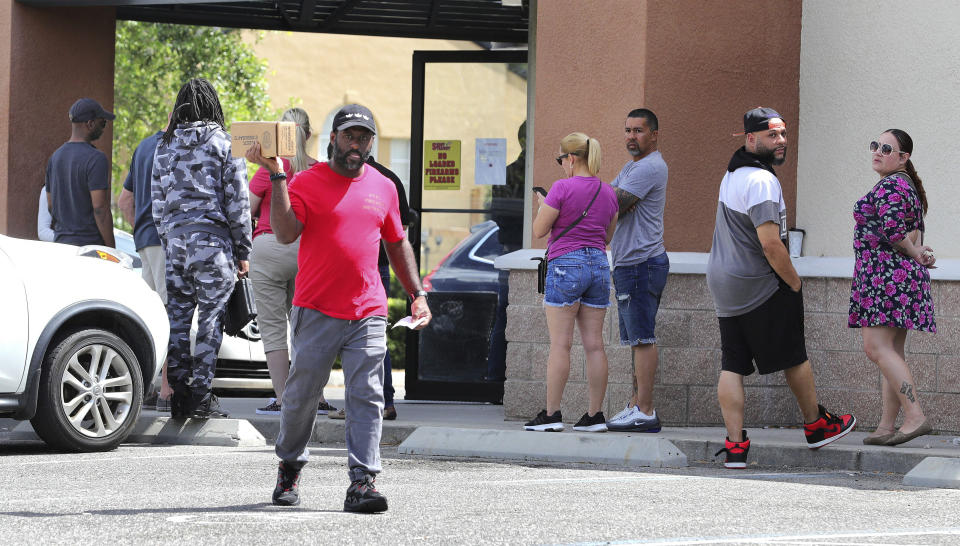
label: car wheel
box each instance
[31,329,143,452]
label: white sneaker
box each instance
[608,405,635,424]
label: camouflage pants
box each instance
[163,232,235,394]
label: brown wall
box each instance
[533,0,802,251]
[1,4,116,239]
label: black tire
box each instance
[31,329,143,452]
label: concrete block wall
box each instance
[504,270,960,434]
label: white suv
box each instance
[0,235,169,451]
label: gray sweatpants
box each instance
[275,306,387,481]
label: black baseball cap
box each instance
[332,104,376,134]
[734,107,784,135]
[69,98,115,122]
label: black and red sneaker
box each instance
[714,430,750,469]
[272,461,302,506]
[804,404,856,449]
[344,474,388,513]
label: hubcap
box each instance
[59,343,134,438]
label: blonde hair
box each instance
[560,132,601,177]
[280,107,312,174]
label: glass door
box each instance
[405,50,527,402]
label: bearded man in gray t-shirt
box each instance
[706,107,856,469]
[605,109,670,433]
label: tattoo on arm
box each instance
[616,188,640,219]
[900,382,916,403]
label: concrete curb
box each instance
[129,417,266,447]
[397,427,688,468]
[246,416,417,446]
[903,457,960,488]
[674,438,944,475]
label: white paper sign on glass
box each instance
[475,138,507,186]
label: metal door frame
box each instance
[405,49,527,402]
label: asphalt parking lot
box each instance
[2,440,960,545]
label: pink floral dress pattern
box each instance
[848,172,935,332]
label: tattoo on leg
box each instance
[900,382,916,403]
[632,372,638,397]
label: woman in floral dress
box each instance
[849,129,936,446]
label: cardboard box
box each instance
[230,121,296,158]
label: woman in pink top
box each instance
[249,108,335,416]
[524,132,618,433]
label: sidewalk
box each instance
[212,394,960,475]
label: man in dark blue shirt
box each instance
[45,98,115,247]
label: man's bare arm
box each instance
[616,188,641,219]
[384,238,431,329]
[118,188,135,227]
[90,189,115,247]
[245,142,303,243]
[756,221,799,291]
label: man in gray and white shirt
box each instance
[606,108,670,433]
[706,107,856,469]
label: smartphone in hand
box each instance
[533,186,548,197]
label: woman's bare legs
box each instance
[576,305,608,415]
[545,303,580,414]
[862,326,926,434]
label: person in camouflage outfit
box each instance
[151,78,252,419]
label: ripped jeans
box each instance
[613,252,669,345]
[544,247,611,308]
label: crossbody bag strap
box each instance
[545,180,603,253]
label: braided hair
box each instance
[161,78,226,144]
[885,128,928,216]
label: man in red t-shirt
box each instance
[246,104,431,513]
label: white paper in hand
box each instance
[392,315,427,329]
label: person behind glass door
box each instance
[850,129,936,446]
[523,132,618,433]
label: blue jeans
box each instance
[379,264,395,407]
[613,252,669,345]
[544,247,611,308]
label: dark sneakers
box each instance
[524,409,564,431]
[190,393,229,419]
[714,431,750,469]
[272,461,302,506]
[344,474,388,513]
[804,404,856,449]
[573,411,607,432]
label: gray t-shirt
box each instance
[706,166,787,317]
[610,151,668,267]
[45,141,110,246]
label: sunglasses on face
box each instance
[869,141,904,156]
[556,152,578,165]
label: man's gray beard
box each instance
[627,147,642,157]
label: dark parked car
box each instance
[422,220,502,293]
[416,221,506,402]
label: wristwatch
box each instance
[412,289,428,299]
[269,171,287,182]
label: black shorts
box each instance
[718,281,808,376]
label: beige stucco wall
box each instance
[798,1,959,258]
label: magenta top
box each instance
[543,175,618,260]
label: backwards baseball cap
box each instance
[734,107,784,136]
[332,104,376,134]
[69,98,115,122]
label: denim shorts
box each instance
[613,252,669,345]
[544,247,611,308]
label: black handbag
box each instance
[532,181,603,294]
[223,277,258,336]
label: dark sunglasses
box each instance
[869,141,904,156]
[555,152,578,165]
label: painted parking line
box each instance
[560,526,960,545]
[168,511,348,525]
